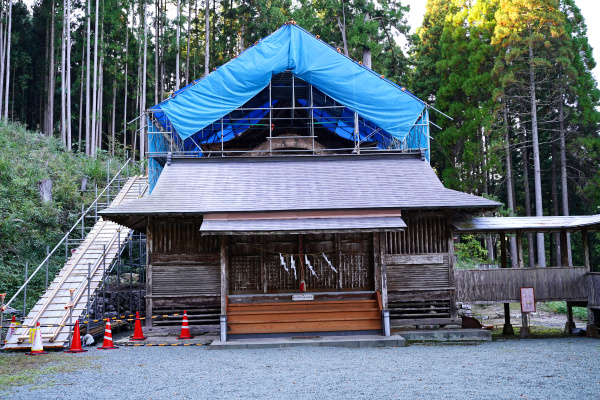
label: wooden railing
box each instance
[454,267,589,303]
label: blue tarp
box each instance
[156,23,426,142]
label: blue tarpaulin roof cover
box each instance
[152,23,426,142]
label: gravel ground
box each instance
[3,337,599,400]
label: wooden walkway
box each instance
[4,176,148,349]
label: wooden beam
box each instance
[220,236,229,315]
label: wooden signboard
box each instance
[292,294,314,301]
[520,287,536,313]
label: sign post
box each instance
[520,287,535,338]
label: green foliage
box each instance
[455,234,489,269]
[542,302,588,320]
[0,122,139,312]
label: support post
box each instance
[565,301,575,334]
[87,263,91,334]
[382,309,390,337]
[379,232,387,310]
[23,262,28,318]
[145,217,153,327]
[0,293,5,344]
[582,229,590,271]
[500,232,514,335]
[560,230,569,267]
[220,236,229,342]
[520,312,530,338]
[45,246,50,289]
[447,213,457,318]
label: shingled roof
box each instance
[100,154,500,231]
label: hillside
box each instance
[0,122,141,311]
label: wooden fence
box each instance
[588,273,600,308]
[454,267,589,303]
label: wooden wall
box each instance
[385,213,449,255]
[147,219,221,318]
[587,273,600,308]
[454,267,589,303]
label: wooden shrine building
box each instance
[101,23,502,339]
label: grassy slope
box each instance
[0,122,139,311]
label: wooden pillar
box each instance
[220,236,228,315]
[336,234,343,290]
[260,235,267,293]
[519,312,530,338]
[500,232,514,335]
[516,230,524,268]
[582,229,598,337]
[560,230,569,267]
[373,233,381,293]
[565,300,575,334]
[379,232,387,310]
[145,216,153,327]
[447,212,457,318]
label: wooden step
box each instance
[228,319,382,334]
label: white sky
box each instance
[402,0,600,83]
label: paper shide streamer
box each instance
[290,256,297,280]
[322,253,337,273]
[305,255,318,278]
[279,253,289,272]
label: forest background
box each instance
[0,0,599,279]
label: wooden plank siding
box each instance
[383,213,455,324]
[454,267,589,303]
[588,273,600,308]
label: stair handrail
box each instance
[2,158,134,311]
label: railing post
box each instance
[23,262,28,318]
[107,160,110,207]
[94,184,98,222]
[65,235,68,262]
[117,229,121,317]
[87,262,91,334]
[68,288,75,346]
[103,245,107,320]
[45,246,49,289]
[81,204,85,239]
[0,293,6,343]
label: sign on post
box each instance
[520,287,535,313]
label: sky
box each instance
[402,0,600,83]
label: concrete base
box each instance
[396,329,491,342]
[502,323,515,336]
[115,335,217,346]
[586,324,598,338]
[209,334,406,350]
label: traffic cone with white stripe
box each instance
[130,311,147,341]
[65,320,87,353]
[26,322,48,355]
[4,316,16,344]
[177,310,194,340]
[98,318,119,350]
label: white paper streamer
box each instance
[290,256,297,280]
[322,253,337,273]
[305,255,318,278]
[279,253,289,272]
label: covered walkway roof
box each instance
[452,216,600,233]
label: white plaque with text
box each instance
[292,294,314,301]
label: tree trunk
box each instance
[124,9,129,157]
[522,138,536,268]
[551,144,561,266]
[204,0,210,76]
[66,0,72,150]
[175,0,180,91]
[96,51,103,150]
[91,0,100,156]
[78,56,84,151]
[154,0,159,104]
[186,0,191,84]
[61,0,66,144]
[559,89,572,265]
[503,103,517,267]
[85,0,92,154]
[528,41,546,267]
[111,81,116,155]
[46,2,56,137]
[141,0,148,161]
[3,0,12,120]
[38,179,52,203]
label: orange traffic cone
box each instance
[4,316,16,344]
[98,318,119,350]
[26,322,48,355]
[130,311,147,341]
[177,310,194,340]
[65,320,87,353]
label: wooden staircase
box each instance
[227,294,382,335]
